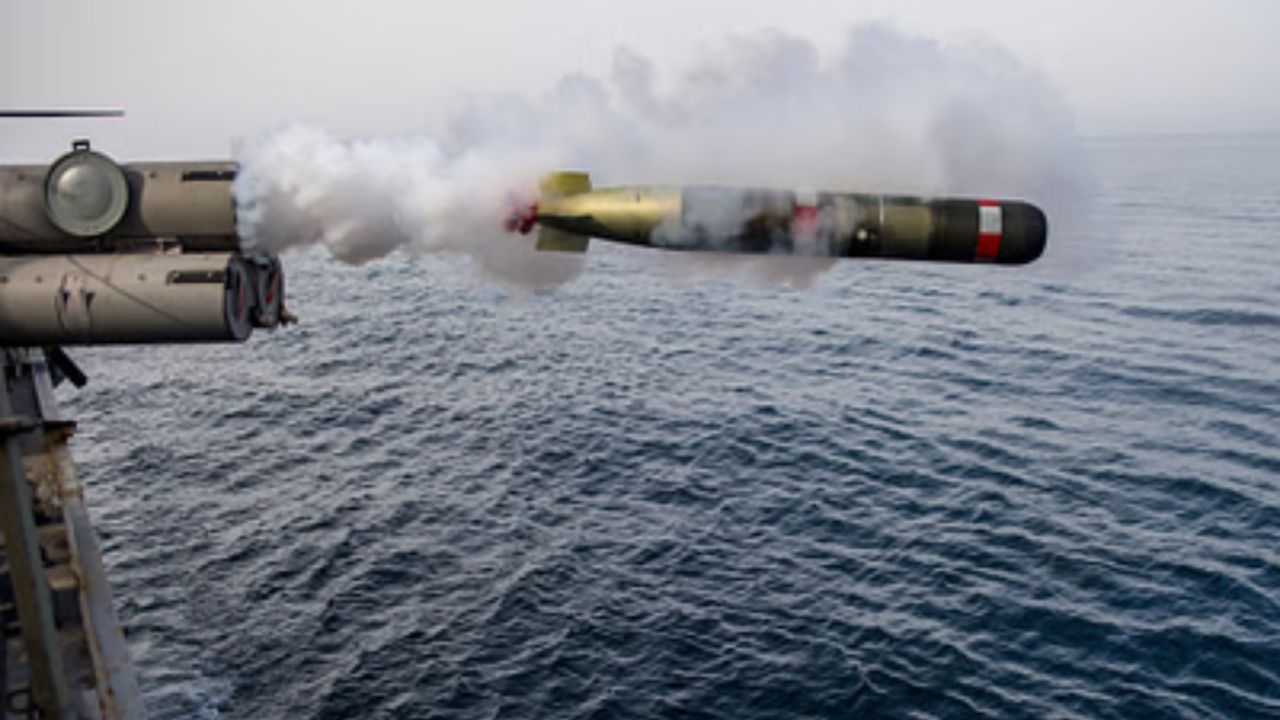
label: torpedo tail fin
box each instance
[533,171,592,252]
[539,171,591,198]
[535,226,590,252]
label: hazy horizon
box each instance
[3,0,1277,161]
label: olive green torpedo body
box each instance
[506,171,1047,265]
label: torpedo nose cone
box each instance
[1001,202,1048,264]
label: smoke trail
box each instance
[233,24,1087,287]
[232,126,581,287]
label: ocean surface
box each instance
[64,135,1279,719]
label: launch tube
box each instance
[0,143,240,253]
[0,253,255,345]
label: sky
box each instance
[2,0,1278,160]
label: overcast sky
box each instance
[2,0,1277,160]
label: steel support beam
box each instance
[0,401,72,718]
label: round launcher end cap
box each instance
[43,141,130,238]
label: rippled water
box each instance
[64,135,1280,719]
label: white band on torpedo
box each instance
[979,204,1003,236]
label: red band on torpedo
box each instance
[976,200,1002,261]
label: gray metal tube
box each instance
[0,253,254,345]
[0,160,239,252]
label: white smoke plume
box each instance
[233,24,1087,288]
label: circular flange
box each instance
[43,147,129,237]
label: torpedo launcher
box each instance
[0,140,290,345]
[506,171,1047,265]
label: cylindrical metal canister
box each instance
[0,253,254,345]
[0,144,240,253]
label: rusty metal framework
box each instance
[0,349,143,719]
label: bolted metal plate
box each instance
[43,146,129,237]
